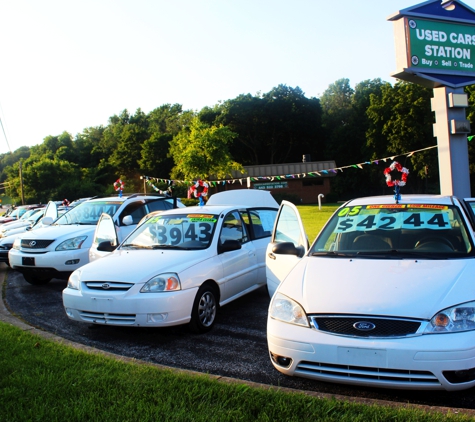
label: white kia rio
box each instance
[63,190,278,333]
[266,195,475,391]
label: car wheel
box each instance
[23,273,52,285]
[189,284,218,333]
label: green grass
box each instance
[0,203,473,421]
[297,203,339,241]
[0,324,471,422]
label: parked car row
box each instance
[9,193,184,284]
[0,203,46,224]
[7,191,475,392]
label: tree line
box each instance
[2,80,475,204]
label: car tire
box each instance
[189,284,218,334]
[23,273,52,285]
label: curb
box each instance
[1,264,474,417]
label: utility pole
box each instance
[19,159,25,205]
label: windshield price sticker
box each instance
[189,217,217,223]
[338,204,448,218]
[335,211,450,233]
[150,221,213,245]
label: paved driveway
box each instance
[2,264,475,415]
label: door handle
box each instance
[268,253,276,260]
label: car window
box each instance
[240,209,277,239]
[55,201,122,225]
[122,213,217,249]
[274,205,305,247]
[93,214,118,247]
[119,201,146,225]
[19,209,37,220]
[146,198,175,212]
[220,211,248,244]
[311,203,473,255]
[27,210,44,222]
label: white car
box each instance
[9,194,183,285]
[266,195,475,391]
[62,190,278,333]
[0,208,46,237]
[0,202,59,265]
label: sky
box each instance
[0,0,453,154]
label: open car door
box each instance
[265,200,309,298]
[89,213,118,262]
[36,201,58,227]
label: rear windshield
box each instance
[311,203,473,255]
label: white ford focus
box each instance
[63,190,278,333]
[266,195,475,391]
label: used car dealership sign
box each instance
[410,19,475,71]
[389,0,475,88]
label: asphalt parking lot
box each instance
[2,265,475,414]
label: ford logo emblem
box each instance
[102,283,111,290]
[29,241,36,247]
[353,321,376,331]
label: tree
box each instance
[169,117,243,181]
[462,85,475,195]
[138,104,191,178]
[366,81,436,194]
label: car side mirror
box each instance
[272,242,305,257]
[219,239,241,254]
[41,216,54,226]
[122,215,133,226]
[97,241,117,252]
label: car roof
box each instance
[85,194,169,204]
[344,194,456,206]
[155,190,279,217]
[206,190,279,208]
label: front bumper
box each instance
[9,248,89,274]
[63,285,199,327]
[267,317,475,391]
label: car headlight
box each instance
[56,236,87,251]
[425,301,475,334]
[12,238,21,250]
[67,269,82,290]
[140,273,181,293]
[269,292,309,327]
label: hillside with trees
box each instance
[1,79,475,204]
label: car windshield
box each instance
[54,201,122,225]
[121,212,217,250]
[25,210,44,222]
[311,203,473,257]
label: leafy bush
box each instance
[180,198,199,206]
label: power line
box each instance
[0,115,12,154]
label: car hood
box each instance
[277,257,475,319]
[1,220,30,230]
[18,224,96,240]
[76,249,214,284]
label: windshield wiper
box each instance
[311,251,356,257]
[121,244,153,249]
[151,244,184,250]
[355,250,447,259]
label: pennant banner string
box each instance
[141,145,438,189]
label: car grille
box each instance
[309,316,422,338]
[295,361,440,387]
[78,311,136,324]
[85,282,134,291]
[20,239,55,249]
